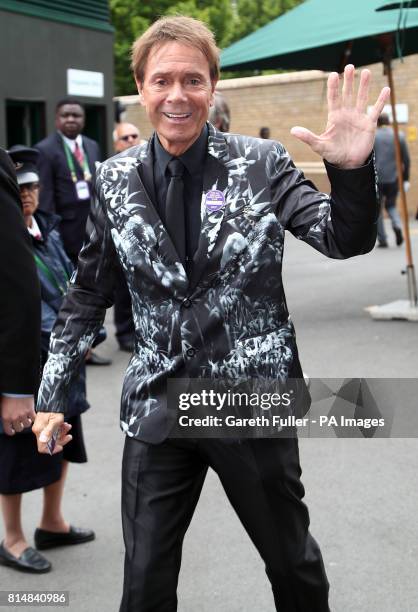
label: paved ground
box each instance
[1,221,418,611]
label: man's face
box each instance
[55,104,85,139]
[114,123,140,152]
[20,182,40,218]
[137,41,216,156]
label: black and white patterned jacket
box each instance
[37,123,378,443]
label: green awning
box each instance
[221,0,418,72]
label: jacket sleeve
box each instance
[0,149,41,394]
[37,166,117,414]
[35,146,56,214]
[269,143,379,259]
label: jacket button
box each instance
[182,298,192,308]
[186,348,196,358]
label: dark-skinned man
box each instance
[35,98,110,366]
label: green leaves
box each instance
[110,0,304,95]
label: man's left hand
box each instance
[32,412,71,455]
[290,64,391,169]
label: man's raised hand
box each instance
[290,64,391,169]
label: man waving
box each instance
[34,16,389,612]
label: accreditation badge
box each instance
[205,190,225,212]
[75,180,90,200]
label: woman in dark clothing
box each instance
[0,147,94,574]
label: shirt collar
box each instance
[154,125,208,177]
[59,132,83,152]
[27,216,42,240]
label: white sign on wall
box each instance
[368,103,409,124]
[67,69,104,98]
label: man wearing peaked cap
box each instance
[34,100,110,367]
[8,145,40,183]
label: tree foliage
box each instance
[110,0,305,96]
[231,0,303,43]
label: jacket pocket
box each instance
[238,317,291,343]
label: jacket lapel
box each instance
[55,133,70,173]
[190,124,229,287]
[112,127,232,292]
[81,137,96,174]
[135,138,187,276]
[111,140,188,291]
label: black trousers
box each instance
[120,437,330,612]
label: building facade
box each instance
[0,0,114,156]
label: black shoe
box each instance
[118,340,135,353]
[0,542,51,573]
[34,526,95,550]
[394,227,404,246]
[85,351,112,366]
[377,241,388,248]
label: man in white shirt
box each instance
[113,122,146,152]
[35,98,101,266]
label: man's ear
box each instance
[209,80,218,107]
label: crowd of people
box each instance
[0,101,106,573]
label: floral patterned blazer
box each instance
[37,123,378,443]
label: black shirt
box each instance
[153,126,208,264]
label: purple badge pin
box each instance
[205,190,225,212]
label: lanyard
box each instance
[62,139,91,183]
[33,253,69,296]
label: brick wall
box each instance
[116,54,418,216]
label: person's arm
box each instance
[0,149,41,394]
[33,164,117,452]
[274,65,389,257]
[0,149,40,434]
[272,146,378,258]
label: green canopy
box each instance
[221,0,418,71]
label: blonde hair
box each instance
[131,16,220,84]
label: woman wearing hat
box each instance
[0,146,95,574]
